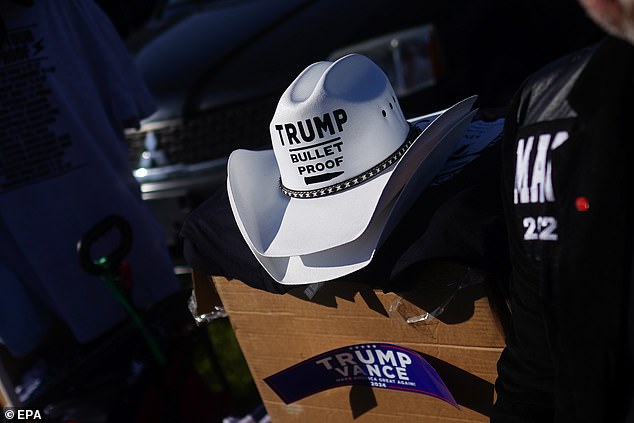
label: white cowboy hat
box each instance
[227,54,476,282]
[228,106,476,284]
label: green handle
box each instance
[98,259,167,367]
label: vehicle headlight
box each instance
[328,24,443,98]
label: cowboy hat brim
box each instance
[236,195,396,284]
[227,96,477,259]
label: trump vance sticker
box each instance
[263,342,457,407]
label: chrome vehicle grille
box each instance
[126,96,278,169]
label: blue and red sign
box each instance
[264,343,458,407]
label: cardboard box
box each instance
[201,263,506,422]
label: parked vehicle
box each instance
[123,0,601,257]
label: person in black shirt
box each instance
[493,0,634,421]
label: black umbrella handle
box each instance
[77,214,133,276]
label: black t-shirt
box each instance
[493,37,634,422]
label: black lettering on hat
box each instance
[289,139,342,163]
[314,113,334,138]
[285,123,300,145]
[305,171,344,185]
[333,109,347,132]
[275,109,348,147]
[297,155,345,181]
[275,124,285,146]
[298,119,316,142]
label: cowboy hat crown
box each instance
[271,54,410,197]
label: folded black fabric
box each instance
[180,131,508,295]
[352,140,509,292]
[180,186,290,295]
